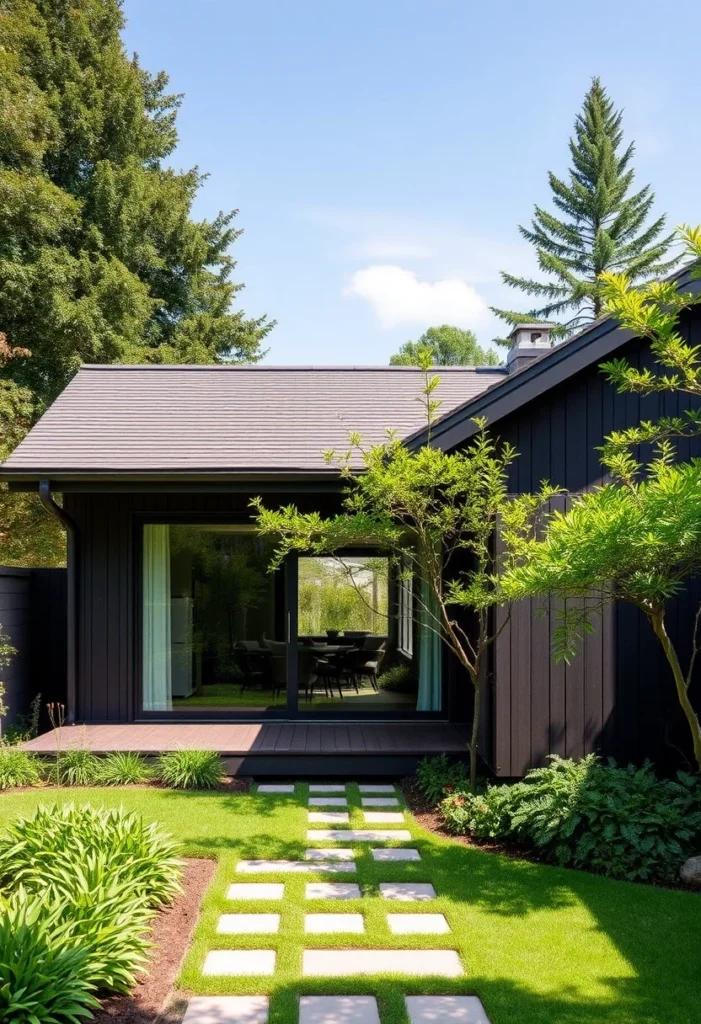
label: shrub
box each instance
[0,804,182,907]
[0,747,42,789]
[440,755,701,882]
[99,751,153,786]
[50,749,102,786]
[158,748,224,789]
[0,891,99,1024]
[416,753,468,805]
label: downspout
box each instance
[39,480,78,725]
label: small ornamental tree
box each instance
[252,361,554,790]
[501,454,701,770]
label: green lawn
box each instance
[1,783,698,1024]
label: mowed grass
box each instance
[1,783,698,1024]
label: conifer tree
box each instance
[493,78,678,336]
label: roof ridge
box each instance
[78,364,506,373]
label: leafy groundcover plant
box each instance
[158,749,224,789]
[0,804,182,1023]
[416,753,468,805]
[0,748,42,789]
[439,755,701,882]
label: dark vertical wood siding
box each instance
[490,309,701,775]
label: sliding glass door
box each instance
[140,524,442,717]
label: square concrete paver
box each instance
[361,797,400,807]
[302,949,463,977]
[236,859,356,874]
[358,784,396,793]
[371,848,421,862]
[306,848,356,861]
[380,883,437,901]
[309,811,350,824]
[306,882,361,900]
[308,797,349,806]
[300,996,380,1024]
[257,784,294,794]
[216,914,280,934]
[226,883,284,900]
[182,996,269,1024]
[308,829,412,842]
[405,996,491,1024]
[305,913,365,933]
[363,812,405,824]
[203,950,276,976]
[387,913,450,934]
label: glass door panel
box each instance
[142,524,287,712]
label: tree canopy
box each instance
[389,325,500,367]
[493,78,678,337]
[0,0,273,413]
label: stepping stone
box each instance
[308,797,349,806]
[380,882,436,901]
[306,882,361,900]
[300,996,380,1024]
[298,995,380,1024]
[203,950,276,976]
[183,996,269,1024]
[361,797,399,807]
[387,913,450,934]
[236,859,356,874]
[306,848,356,861]
[371,848,421,862]
[305,913,365,934]
[405,996,491,1024]
[363,811,404,823]
[308,829,412,842]
[217,913,280,934]
[359,784,395,793]
[226,883,284,900]
[309,811,350,824]
[302,949,463,977]
[257,784,294,793]
[309,784,347,793]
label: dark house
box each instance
[3,272,700,775]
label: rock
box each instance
[680,855,701,885]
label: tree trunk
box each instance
[649,609,701,771]
[469,674,481,793]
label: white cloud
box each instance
[345,265,491,330]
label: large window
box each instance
[142,524,285,711]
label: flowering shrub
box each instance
[416,754,468,805]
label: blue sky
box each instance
[122,0,701,365]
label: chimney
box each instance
[506,323,554,373]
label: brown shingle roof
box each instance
[1,364,506,478]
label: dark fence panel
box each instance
[0,566,66,732]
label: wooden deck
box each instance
[23,722,469,777]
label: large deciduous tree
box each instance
[390,325,500,367]
[493,78,678,337]
[0,0,272,565]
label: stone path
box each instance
[182,781,492,1024]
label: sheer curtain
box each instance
[416,577,442,711]
[143,524,172,711]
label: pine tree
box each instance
[493,78,678,336]
[390,325,500,366]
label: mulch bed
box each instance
[92,857,216,1024]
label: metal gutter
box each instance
[38,481,78,725]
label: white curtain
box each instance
[143,524,172,712]
[416,577,442,712]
